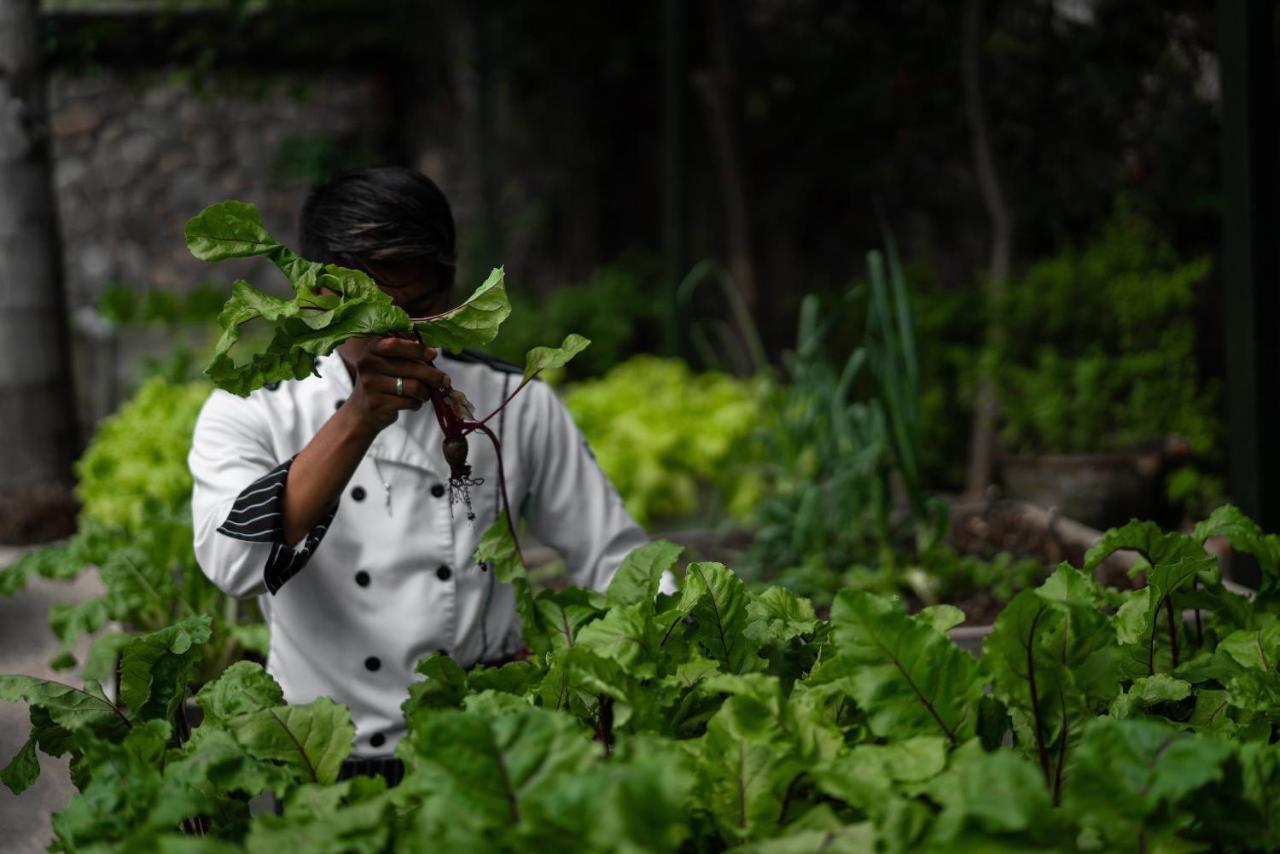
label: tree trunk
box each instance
[962,0,1012,498]
[0,0,77,498]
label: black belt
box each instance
[338,755,405,787]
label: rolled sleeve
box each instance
[519,381,649,593]
[189,390,335,598]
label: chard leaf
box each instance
[413,266,511,352]
[1084,519,1210,572]
[1192,504,1280,577]
[812,736,948,816]
[529,587,606,655]
[575,602,657,676]
[184,199,287,263]
[925,739,1060,848]
[195,660,286,724]
[744,587,819,646]
[605,539,683,607]
[698,674,802,845]
[188,201,511,395]
[245,789,394,854]
[1218,620,1280,672]
[828,591,984,742]
[402,652,469,717]
[1063,718,1234,850]
[732,824,877,854]
[522,333,591,380]
[984,567,1118,790]
[47,597,110,670]
[157,726,294,818]
[49,720,177,850]
[397,706,595,839]
[918,603,966,634]
[227,698,355,785]
[517,736,694,852]
[0,675,128,734]
[118,616,213,721]
[0,735,39,795]
[1109,674,1193,719]
[672,562,759,675]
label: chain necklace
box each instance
[370,454,397,516]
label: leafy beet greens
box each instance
[185,199,588,556]
[5,509,1280,850]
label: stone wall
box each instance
[47,70,389,435]
[49,70,388,307]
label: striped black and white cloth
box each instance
[216,458,338,594]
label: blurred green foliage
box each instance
[76,377,210,531]
[993,204,1220,457]
[562,356,765,527]
[97,283,226,326]
[2,376,266,678]
[271,133,376,187]
[490,260,663,380]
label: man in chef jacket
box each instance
[188,166,648,781]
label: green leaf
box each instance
[925,739,1059,848]
[576,602,657,676]
[226,698,355,786]
[413,266,511,352]
[605,540,683,607]
[189,202,515,397]
[50,720,175,850]
[185,200,285,263]
[1086,518,1217,582]
[523,737,693,853]
[118,616,213,720]
[674,562,759,675]
[0,675,127,734]
[195,661,286,724]
[402,652,469,717]
[1219,620,1280,672]
[731,824,877,854]
[0,735,40,795]
[1063,718,1234,849]
[812,736,949,816]
[984,568,1119,790]
[46,597,110,670]
[699,675,802,844]
[744,587,819,646]
[828,591,984,742]
[1109,674,1193,719]
[1192,504,1280,576]
[522,333,591,380]
[397,706,595,839]
[245,789,393,854]
[159,725,293,812]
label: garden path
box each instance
[0,546,104,854]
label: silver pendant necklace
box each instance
[370,455,396,516]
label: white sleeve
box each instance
[188,390,336,599]
[518,381,649,593]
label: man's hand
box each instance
[343,337,452,437]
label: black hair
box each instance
[300,166,457,287]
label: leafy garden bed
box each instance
[4,506,1280,852]
[4,201,1275,851]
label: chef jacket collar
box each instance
[315,351,449,480]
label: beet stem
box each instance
[473,422,525,568]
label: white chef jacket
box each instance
[188,349,648,754]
